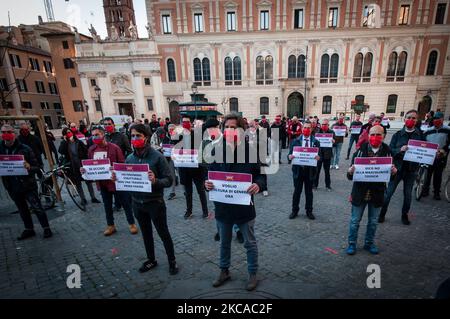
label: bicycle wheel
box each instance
[40,183,56,210]
[415,167,427,201]
[65,178,86,211]
[445,177,450,203]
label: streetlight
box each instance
[94,85,104,120]
[191,83,198,120]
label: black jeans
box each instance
[100,188,135,226]
[133,199,176,263]
[315,158,331,188]
[183,171,208,214]
[11,190,50,230]
[424,159,447,194]
[292,170,313,213]
[381,169,415,216]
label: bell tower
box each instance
[103,0,136,38]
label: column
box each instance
[79,73,94,122]
[248,0,254,31]
[151,71,167,117]
[132,71,146,118]
[176,0,182,34]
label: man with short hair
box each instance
[149,114,160,136]
[314,119,335,191]
[331,114,348,169]
[18,123,44,169]
[1,124,53,240]
[346,114,363,160]
[103,117,132,157]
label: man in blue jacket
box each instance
[378,110,424,225]
[288,121,321,220]
[205,113,265,291]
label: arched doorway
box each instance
[169,100,181,124]
[287,92,304,118]
[418,95,432,120]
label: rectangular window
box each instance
[70,78,77,87]
[40,102,50,110]
[73,100,84,112]
[35,81,46,94]
[162,15,172,34]
[95,100,102,112]
[144,78,151,86]
[147,99,154,111]
[322,96,332,114]
[9,54,22,68]
[44,61,52,73]
[398,5,410,25]
[21,101,32,109]
[194,13,203,32]
[260,97,269,114]
[63,58,74,69]
[435,3,447,24]
[363,5,370,27]
[29,58,40,71]
[294,9,304,29]
[90,79,97,87]
[16,79,28,92]
[260,10,269,30]
[48,83,58,94]
[386,95,398,113]
[328,8,338,27]
[62,40,69,49]
[0,78,8,91]
[53,102,62,110]
[227,12,237,31]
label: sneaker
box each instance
[129,224,138,235]
[214,232,220,241]
[326,187,332,192]
[91,198,101,204]
[246,274,258,291]
[401,214,411,225]
[43,228,53,239]
[17,229,36,241]
[363,243,379,255]
[104,225,117,236]
[169,261,179,275]
[168,193,176,200]
[139,260,157,273]
[346,243,356,255]
[335,165,339,170]
[236,230,244,244]
[263,191,269,197]
[433,193,441,200]
[184,211,193,219]
[212,269,231,288]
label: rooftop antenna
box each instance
[44,0,55,22]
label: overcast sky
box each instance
[0,0,148,38]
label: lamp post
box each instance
[94,85,104,120]
[191,83,198,120]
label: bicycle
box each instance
[37,168,56,210]
[39,162,86,211]
[414,163,429,201]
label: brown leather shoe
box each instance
[246,274,258,291]
[129,224,138,235]
[104,225,117,236]
[212,269,230,287]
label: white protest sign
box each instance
[208,171,252,206]
[0,155,28,176]
[172,149,199,168]
[403,140,438,165]
[353,157,392,183]
[93,152,107,160]
[81,159,111,181]
[315,133,333,148]
[162,144,174,157]
[333,126,347,137]
[113,163,152,193]
[351,126,362,134]
[292,147,319,167]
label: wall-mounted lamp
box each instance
[275,97,279,107]
[313,96,317,105]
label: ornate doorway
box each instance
[287,92,304,118]
[418,95,432,120]
[169,100,180,124]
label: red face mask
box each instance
[169,129,175,136]
[1,133,15,141]
[433,119,443,127]
[131,138,146,149]
[405,119,416,129]
[70,127,78,133]
[275,118,281,124]
[182,122,191,130]
[159,134,166,139]
[224,129,239,144]
[338,119,344,124]
[373,122,381,126]
[20,128,30,136]
[302,128,311,137]
[369,135,383,148]
[321,125,329,131]
[92,137,104,145]
[66,132,73,139]
[105,125,114,133]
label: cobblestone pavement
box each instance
[0,136,449,299]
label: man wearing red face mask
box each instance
[331,115,348,170]
[18,123,44,170]
[423,112,450,200]
[346,125,396,255]
[0,124,53,240]
[378,110,424,225]
[83,126,138,236]
[314,119,335,191]
[288,121,321,220]
[103,117,132,157]
[270,115,285,164]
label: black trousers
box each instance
[315,158,331,188]
[11,190,50,230]
[292,170,314,213]
[133,199,176,263]
[182,169,208,214]
[424,158,447,194]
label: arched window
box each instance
[224,57,233,82]
[233,57,242,82]
[225,56,242,85]
[320,54,330,81]
[193,57,211,86]
[386,94,398,113]
[329,54,339,82]
[396,51,407,81]
[288,54,306,79]
[322,96,332,114]
[202,58,211,85]
[362,52,373,81]
[288,55,297,78]
[386,51,407,82]
[230,97,239,112]
[426,51,438,76]
[297,55,306,78]
[260,97,269,114]
[256,55,273,85]
[167,58,176,82]
[386,52,398,80]
[193,58,202,83]
[353,53,363,82]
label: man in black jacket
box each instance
[314,119,335,190]
[18,123,44,169]
[378,110,424,225]
[1,124,53,240]
[270,115,285,163]
[205,113,265,291]
[346,114,363,160]
[346,125,396,255]
[103,117,132,157]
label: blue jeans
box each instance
[381,170,416,216]
[216,219,258,275]
[332,143,343,166]
[347,134,359,158]
[348,202,381,245]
